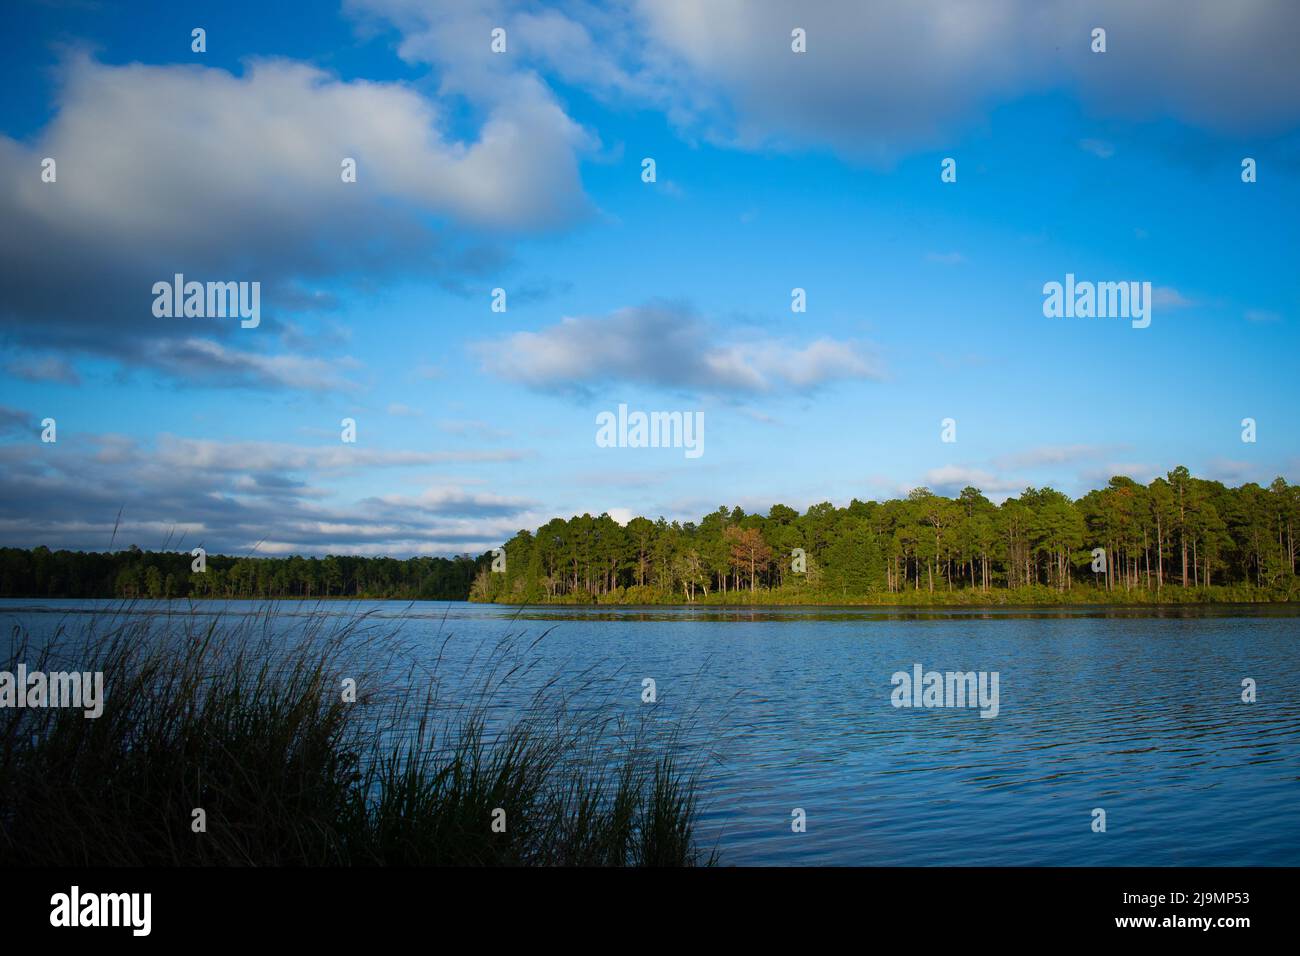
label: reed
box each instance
[0,603,715,866]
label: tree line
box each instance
[0,546,486,600]
[3,468,1296,605]
[471,468,1300,604]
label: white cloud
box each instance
[355,1,1300,164]
[476,301,883,395]
[639,0,1300,159]
[605,507,636,526]
[0,433,533,556]
[0,53,594,382]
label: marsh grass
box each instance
[0,602,717,866]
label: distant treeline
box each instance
[0,547,487,600]
[471,468,1300,605]
[5,468,1298,606]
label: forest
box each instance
[2,468,1296,606]
[470,468,1300,605]
[0,547,484,600]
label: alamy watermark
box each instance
[0,665,104,718]
[50,886,150,936]
[596,403,703,459]
[152,273,260,328]
[1042,273,1151,329]
[890,663,1000,719]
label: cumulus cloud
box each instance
[0,53,594,384]
[356,0,1300,163]
[347,0,657,104]
[650,0,1300,159]
[0,433,534,555]
[605,507,635,526]
[474,301,883,396]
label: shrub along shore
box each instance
[0,607,715,866]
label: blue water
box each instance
[4,599,1298,866]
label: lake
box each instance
[3,599,1298,866]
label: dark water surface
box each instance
[4,599,1298,866]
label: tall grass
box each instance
[0,603,716,866]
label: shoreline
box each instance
[4,595,1299,612]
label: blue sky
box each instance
[1,0,1297,556]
